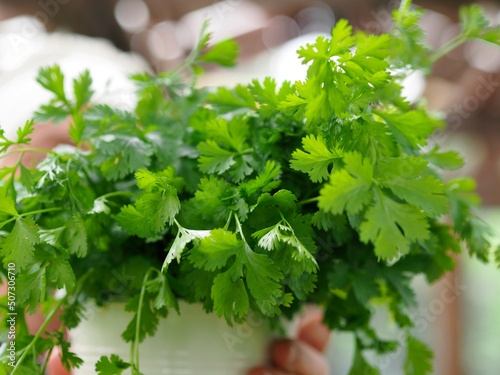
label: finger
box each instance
[272,340,329,375]
[297,305,324,330]
[296,306,330,352]
[297,319,331,353]
[248,367,296,375]
[47,346,71,375]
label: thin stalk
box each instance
[131,268,156,372]
[0,207,63,228]
[11,297,67,375]
[40,345,55,375]
[11,269,91,374]
[399,0,412,13]
[430,34,467,63]
[234,214,247,243]
[224,211,234,231]
[97,191,138,201]
[1,147,56,159]
[298,197,319,206]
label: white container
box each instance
[70,302,285,375]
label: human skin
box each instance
[47,307,331,375]
[248,306,331,375]
[1,281,329,375]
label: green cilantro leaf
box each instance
[190,176,235,224]
[0,128,13,153]
[252,217,317,270]
[495,245,500,268]
[198,39,239,67]
[73,70,94,110]
[211,272,249,323]
[146,272,179,312]
[35,103,71,124]
[0,187,18,217]
[16,120,35,145]
[244,248,283,313]
[460,4,490,39]
[249,77,294,116]
[424,147,464,170]
[404,335,434,375]
[96,354,131,375]
[162,226,211,269]
[189,229,240,271]
[63,215,88,257]
[238,161,281,199]
[377,157,448,215]
[47,258,76,292]
[348,345,380,375]
[375,110,442,150]
[207,85,256,112]
[360,193,429,259]
[36,65,67,103]
[17,268,46,313]
[54,331,84,371]
[291,135,340,182]
[476,27,500,46]
[122,293,160,343]
[91,135,154,181]
[136,185,180,231]
[198,140,236,174]
[116,205,155,238]
[391,7,430,69]
[0,217,40,270]
[319,152,373,215]
[60,300,85,329]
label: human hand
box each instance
[248,307,330,375]
[46,347,71,375]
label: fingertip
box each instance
[298,320,331,352]
[47,347,71,375]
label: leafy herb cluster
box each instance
[1,2,500,374]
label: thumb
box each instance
[297,307,331,352]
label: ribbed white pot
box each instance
[70,302,283,375]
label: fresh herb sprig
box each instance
[1,3,500,375]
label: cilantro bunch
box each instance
[1,2,500,374]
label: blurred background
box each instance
[1,0,499,374]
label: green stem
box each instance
[399,0,412,13]
[1,147,56,159]
[11,296,67,375]
[430,34,467,63]
[298,197,319,206]
[0,207,63,228]
[131,268,157,371]
[41,345,55,375]
[97,191,138,201]
[241,148,254,154]
[234,214,247,243]
[224,211,233,231]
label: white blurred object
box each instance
[401,70,426,103]
[270,33,328,84]
[177,1,267,49]
[148,21,183,62]
[71,302,280,375]
[0,16,149,139]
[465,41,500,73]
[114,0,150,33]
